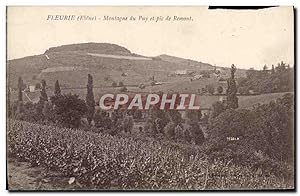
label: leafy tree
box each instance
[206,84,214,95]
[217,86,223,94]
[86,74,95,125]
[174,124,184,141]
[211,101,226,118]
[32,75,37,80]
[145,106,168,135]
[139,83,146,89]
[182,123,193,143]
[35,83,41,90]
[119,81,124,87]
[51,93,87,128]
[94,110,112,131]
[112,81,117,87]
[186,109,202,122]
[186,120,204,145]
[201,87,207,94]
[104,76,110,81]
[202,113,209,124]
[238,86,249,95]
[120,86,128,92]
[161,111,183,139]
[207,109,260,164]
[132,109,143,119]
[164,122,176,139]
[276,61,287,73]
[226,64,238,109]
[54,80,61,96]
[111,109,124,123]
[167,110,183,125]
[122,115,134,133]
[254,93,294,162]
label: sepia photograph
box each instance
[6,6,295,191]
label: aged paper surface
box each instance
[7,6,294,191]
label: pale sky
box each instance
[7,6,294,69]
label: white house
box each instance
[29,85,35,92]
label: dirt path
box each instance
[87,52,152,61]
[7,159,81,191]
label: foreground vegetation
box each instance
[8,119,293,190]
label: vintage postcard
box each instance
[6,6,295,191]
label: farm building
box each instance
[24,85,36,92]
[29,85,35,92]
[175,70,188,75]
[191,74,203,81]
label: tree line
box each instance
[238,61,294,94]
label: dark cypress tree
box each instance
[54,80,61,96]
[15,76,24,119]
[18,76,23,102]
[39,80,48,102]
[263,64,268,71]
[271,64,275,74]
[86,74,95,125]
[226,64,238,109]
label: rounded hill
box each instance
[45,42,132,55]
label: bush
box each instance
[211,101,226,118]
[186,110,202,122]
[182,120,204,145]
[217,86,223,94]
[112,81,117,87]
[94,110,112,130]
[120,86,128,92]
[10,101,44,123]
[119,81,124,87]
[122,115,134,133]
[207,94,294,165]
[206,84,214,95]
[174,124,184,141]
[145,106,169,135]
[163,122,176,139]
[51,94,87,128]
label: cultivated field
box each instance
[7,120,294,190]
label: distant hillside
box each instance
[8,43,221,88]
[45,42,132,55]
[7,42,249,103]
[158,54,213,70]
